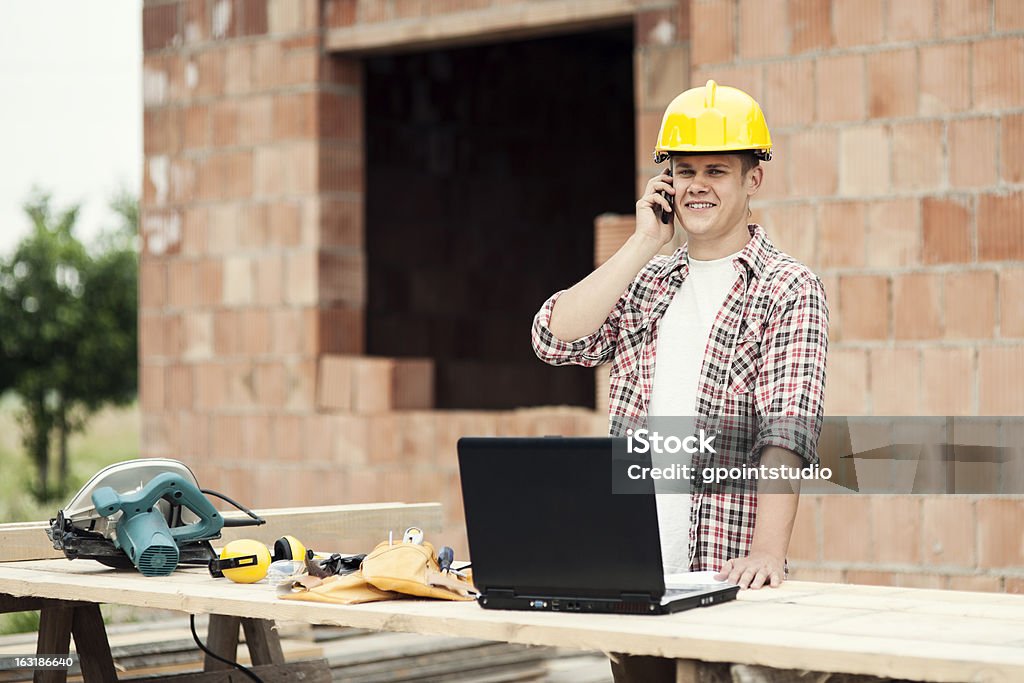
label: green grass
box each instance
[0,398,139,634]
[0,399,140,523]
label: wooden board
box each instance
[0,503,442,563]
[324,0,636,54]
[1,561,1022,683]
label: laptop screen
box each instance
[457,437,666,600]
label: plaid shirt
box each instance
[531,224,829,571]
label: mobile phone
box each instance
[658,166,673,225]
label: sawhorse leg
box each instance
[1,595,116,683]
[203,614,284,670]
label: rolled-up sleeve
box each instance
[752,277,829,465]
[531,290,622,368]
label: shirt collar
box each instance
[658,223,775,280]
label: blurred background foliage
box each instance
[0,188,140,505]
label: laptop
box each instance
[456,437,740,615]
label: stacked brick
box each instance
[141,0,1023,578]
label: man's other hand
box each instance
[714,552,785,589]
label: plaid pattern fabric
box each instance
[532,224,829,571]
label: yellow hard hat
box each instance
[653,80,772,164]
[210,539,271,584]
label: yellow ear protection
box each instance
[272,535,306,562]
[209,536,307,583]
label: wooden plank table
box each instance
[2,557,1023,683]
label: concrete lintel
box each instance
[325,0,638,55]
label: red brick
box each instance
[867,49,917,119]
[922,197,972,264]
[192,49,226,98]
[165,364,194,410]
[253,361,287,408]
[978,345,1024,414]
[285,358,316,411]
[788,0,832,52]
[755,132,790,202]
[821,496,873,562]
[922,497,976,567]
[973,38,1024,109]
[738,0,787,58]
[238,309,272,356]
[318,355,353,411]
[253,254,283,306]
[945,270,997,339]
[891,121,943,191]
[825,349,868,415]
[140,365,165,412]
[353,358,393,413]
[319,143,362,193]
[833,0,884,46]
[759,204,816,265]
[950,117,999,188]
[787,497,818,561]
[193,362,225,411]
[635,6,680,46]
[939,0,992,37]
[1008,577,1024,594]
[323,0,357,28]
[945,575,1002,592]
[922,348,974,415]
[210,100,240,147]
[1002,114,1024,184]
[197,258,224,306]
[317,306,365,354]
[319,92,362,141]
[819,202,866,269]
[866,198,921,268]
[180,1,210,44]
[839,275,889,340]
[977,192,1024,261]
[143,2,180,51]
[887,0,935,40]
[640,46,688,112]
[140,259,168,310]
[786,129,837,198]
[817,54,865,122]
[919,43,970,114]
[977,499,1024,568]
[284,249,317,305]
[762,61,814,128]
[181,311,213,360]
[996,0,1024,29]
[999,268,1024,337]
[319,250,366,307]
[691,0,735,65]
[235,0,268,36]
[870,349,921,415]
[840,125,889,196]
[871,497,922,564]
[167,259,195,309]
[893,273,942,340]
[272,92,316,139]
[330,414,370,466]
[692,63,765,108]
[273,415,305,461]
[143,108,180,156]
[182,105,209,150]
[224,44,253,95]
[320,198,363,248]
[393,359,435,409]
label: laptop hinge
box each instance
[620,592,653,601]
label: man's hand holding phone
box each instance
[635,168,676,250]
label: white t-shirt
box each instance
[648,250,741,573]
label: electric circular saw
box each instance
[47,458,264,577]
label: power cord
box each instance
[189,614,265,683]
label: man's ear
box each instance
[746,165,764,196]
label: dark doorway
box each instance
[365,27,635,410]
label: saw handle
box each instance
[91,472,225,543]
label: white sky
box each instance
[0,1,142,256]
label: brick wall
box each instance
[141,0,1023,583]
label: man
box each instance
[531,79,828,591]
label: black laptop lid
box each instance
[457,437,665,599]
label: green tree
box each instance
[0,189,138,500]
